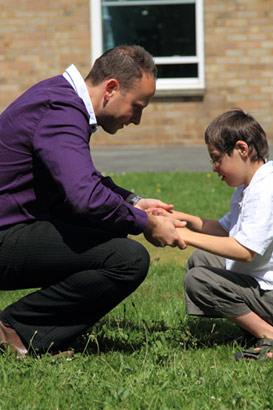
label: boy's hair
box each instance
[85,45,157,92]
[205,109,269,162]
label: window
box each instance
[90,0,205,96]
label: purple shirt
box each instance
[0,74,148,234]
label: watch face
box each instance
[130,195,142,205]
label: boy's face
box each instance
[208,142,252,187]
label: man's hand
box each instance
[144,214,187,249]
[135,198,174,212]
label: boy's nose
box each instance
[212,164,218,172]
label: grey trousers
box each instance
[184,249,273,325]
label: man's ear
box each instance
[104,79,119,102]
[235,140,249,158]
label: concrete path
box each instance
[91,145,211,173]
[91,145,273,173]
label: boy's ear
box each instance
[235,140,249,158]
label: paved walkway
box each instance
[91,145,211,173]
[91,145,273,173]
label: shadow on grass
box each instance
[72,315,251,355]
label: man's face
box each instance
[98,74,155,135]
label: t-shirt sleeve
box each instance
[234,187,273,255]
[218,212,231,233]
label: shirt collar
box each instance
[63,64,98,133]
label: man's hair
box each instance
[85,45,157,92]
[205,109,269,162]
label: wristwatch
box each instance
[128,195,143,206]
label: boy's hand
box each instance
[146,207,173,216]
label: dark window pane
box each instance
[103,0,167,2]
[157,64,198,78]
[102,4,196,57]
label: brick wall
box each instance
[1,0,273,147]
[0,0,91,110]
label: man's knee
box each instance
[123,239,150,285]
[107,238,150,288]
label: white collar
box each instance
[63,64,98,133]
[248,160,273,186]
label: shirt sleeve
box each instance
[234,184,273,255]
[99,174,134,200]
[218,212,230,233]
[33,99,148,235]
[218,187,242,234]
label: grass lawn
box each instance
[1,171,272,409]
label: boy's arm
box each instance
[165,210,227,236]
[177,228,256,262]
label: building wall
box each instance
[1,0,273,147]
[0,0,91,109]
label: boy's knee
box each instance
[184,268,197,293]
[184,267,209,298]
[187,249,224,271]
[186,249,206,270]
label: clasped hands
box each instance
[134,198,187,249]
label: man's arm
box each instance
[33,92,189,243]
[34,103,151,235]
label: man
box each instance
[0,45,185,358]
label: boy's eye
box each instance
[210,155,223,165]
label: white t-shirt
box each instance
[219,161,273,290]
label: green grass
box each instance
[1,172,273,410]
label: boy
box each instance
[161,109,273,360]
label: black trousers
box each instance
[0,219,150,353]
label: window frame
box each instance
[90,0,205,96]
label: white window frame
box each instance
[90,0,205,96]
